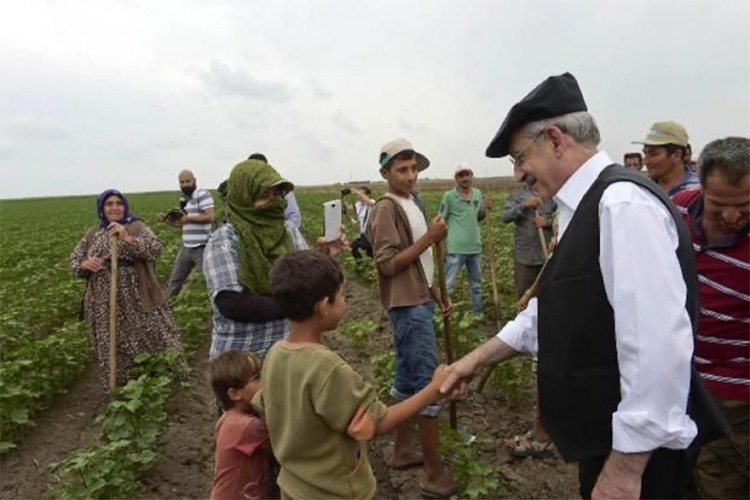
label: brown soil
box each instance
[0,362,106,500]
[1,279,579,499]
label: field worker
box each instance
[500,183,556,300]
[634,121,699,195]
[623,152,643,171]
[366,138,456,498]
[203,160,308,360]
[349,186,375,260]
[438,162,488,317]
[157,169,214,299]
[441,73,720,498]
[672,137,749,499]
[71,189,182,394]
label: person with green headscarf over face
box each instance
[204,160,308,359]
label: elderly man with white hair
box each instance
[441,73,725,499]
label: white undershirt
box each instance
[392,194,434,289]
[497,151,697,453]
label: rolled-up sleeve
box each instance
[599,183,697,452]
[497,298,539,355]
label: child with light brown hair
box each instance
[209,351,276,500]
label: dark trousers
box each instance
[578,448,688,499]
[514,260,543,299]
[351,234,373,259]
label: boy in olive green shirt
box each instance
[253,250,449,499]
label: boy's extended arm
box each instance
[374,365,448,435]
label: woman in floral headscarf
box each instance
[70,189,182,394]
[204,160,313,359]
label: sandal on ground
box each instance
[419,484,458,500]
[505,431,556,459]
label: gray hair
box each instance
[698,136,750,186]
[522,111,601,147]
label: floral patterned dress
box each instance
[70,224,182,393]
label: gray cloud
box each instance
[331,111,360,134]
[190,59,292,102]
[8,115,70,141]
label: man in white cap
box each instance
[366,138,456,498]
[438,162,488,316]
[634,121,699,195]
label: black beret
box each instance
[485,72,587,158]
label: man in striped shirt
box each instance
[633,121,700,196]
[159,169,215,298]
[672,136,749,499]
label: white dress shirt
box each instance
[498,151,698,453]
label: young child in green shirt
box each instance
[253,250,450,499]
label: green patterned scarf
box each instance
[225,160,292,295]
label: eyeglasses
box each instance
[509,133,544,167]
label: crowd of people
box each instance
[68,71,748,499]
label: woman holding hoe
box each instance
[70,189,182,394]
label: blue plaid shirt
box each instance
[204,223,307,359]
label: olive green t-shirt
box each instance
[253,341,388,500]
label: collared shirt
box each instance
[204,223,307,358]
[666,168,700,197]
[498,151,697,453]
[183,188,214,247]
[439,187,485,255]
[673,190,750,401]
[500,185,556,265]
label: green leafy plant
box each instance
[48,348,187,499]
[372,352,395,397]
[339,319,376,354]
[440,423,505,499]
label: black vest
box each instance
[536,164,705,462]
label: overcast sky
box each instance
[1,0,748,198]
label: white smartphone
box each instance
[323,199,342,242]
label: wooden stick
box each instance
[484,216,502,331]
[108,236,119,391]
[434,240,457,430]
[475,257,550,393]
[535,209,550,260]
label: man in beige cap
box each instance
[633,121,699,195]
[366,138,456,498]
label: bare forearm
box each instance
[593,450,652,499]
[376,384,439,435]
[477,336,518,367]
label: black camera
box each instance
[340,187,351,196]
[165,195,188,222]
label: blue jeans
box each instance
[445,253,483,315]
[387,301,441,417]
